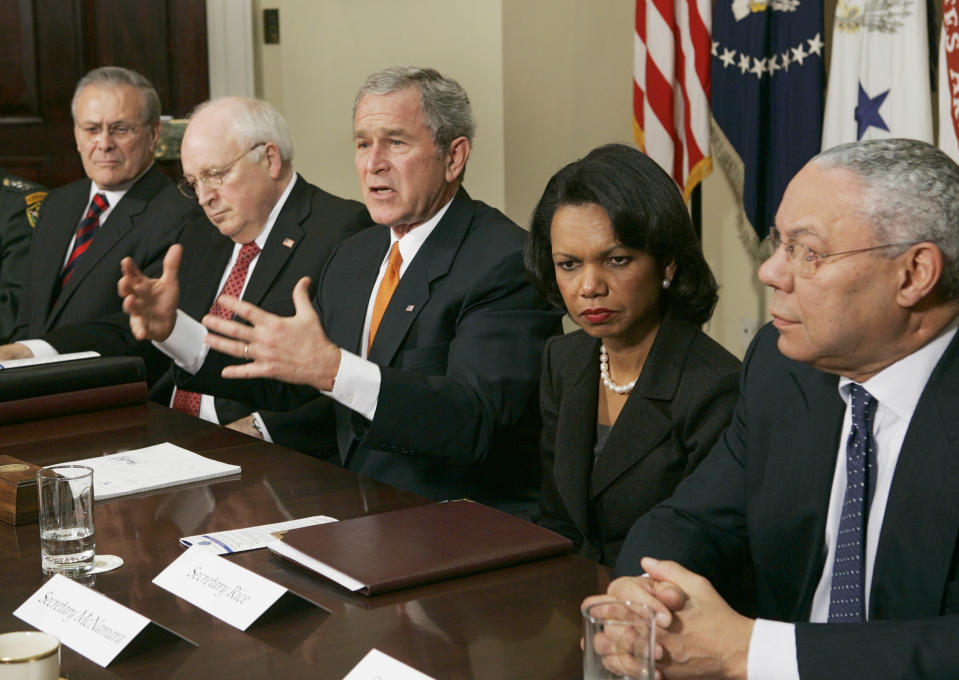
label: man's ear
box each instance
[263,143,285,179]
[897,242,943,307]
[444,136,470,183]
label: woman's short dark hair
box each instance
[525,143,718,326]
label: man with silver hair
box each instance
[161,66,560,514]
[0,66,199,379]
[118,96,369,447]
[585,138,959,679]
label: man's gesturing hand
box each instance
[202,276,341,391]
[119,244,182,342]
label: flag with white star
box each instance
[710,0,824,244]
[822,0,933,149]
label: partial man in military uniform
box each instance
[0,168,46,343]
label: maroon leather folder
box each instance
[269,499,573,595]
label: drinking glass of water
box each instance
[37,464,95,576]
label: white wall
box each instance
[252,0,505,210]
[249,0,769,356]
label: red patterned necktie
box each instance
[61,193,109,285]
[172,242,261,417]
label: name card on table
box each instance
[153,545,324,630]
[14,574,194,667]
[343,648,437,680]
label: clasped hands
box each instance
[118,244,340,392]
[583,557,755,680]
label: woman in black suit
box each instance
[525,144,741,567]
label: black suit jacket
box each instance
[616,322,959,679]
[538,312,740,566]
[152,175,369,456]
[12,165,200,381]
[179,187,562,513]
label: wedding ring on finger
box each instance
[244,343,250,361]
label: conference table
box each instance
[0,402,611,678]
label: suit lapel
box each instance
[34,181,91,327]
[368,188,473,365]
[764,363,843,621]
[590,314,694,497]
[241,179,308,306]
[552,336,601,535]
[181,228,234,318]
[870,334,959,618]
[332,231,389,354]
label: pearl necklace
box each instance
[599,342,638,394]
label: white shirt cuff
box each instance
[18,339,58,358]
[325,349,380,421]
[747,619,799,680]
[252,412,273,443]
[153,309,210,373]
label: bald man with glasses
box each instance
[585,138,959,680]
[118,96,369,449]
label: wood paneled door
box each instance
[0,0,209,188]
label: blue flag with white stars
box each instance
[710,0,824,244]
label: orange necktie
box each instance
[368,242,402,353]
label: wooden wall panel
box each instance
[0,0,208,188]
[0,0,41,123]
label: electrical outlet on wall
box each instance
[740,319,758,354]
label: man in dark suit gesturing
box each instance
[136,67,560,513]
[118,96,369,450]
[585,138,959,680]
[0,66,198,378]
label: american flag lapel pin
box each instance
[405,304,415,312]
[282,238,295,248]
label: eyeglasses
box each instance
[76,122,141,141]
[767,226,922,278]
[177,143,265,198]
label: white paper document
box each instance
[180,515,337,554]
[0,350,100,370]
[72,443,240,500]
[343,649,437,680]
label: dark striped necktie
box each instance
[61,192,109,285]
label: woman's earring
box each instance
[662,279,671,289]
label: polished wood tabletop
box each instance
[0,403,611,679]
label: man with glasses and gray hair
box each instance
[0,66,199,381]
[148,66,560,515]
[118,96,369,448]
[584,138,959,679]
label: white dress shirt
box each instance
[747,321,959,679]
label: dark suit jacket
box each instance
[151,175,370,457]
[179,187,562,513]
[12,165,200,382]
[616,322,959,679]
[538,312,740,567]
